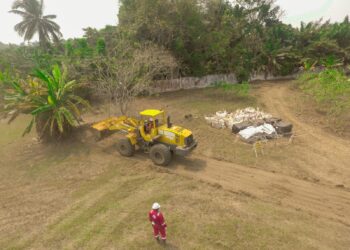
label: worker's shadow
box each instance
[161,242,179,250]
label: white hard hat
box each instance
[152,202,160,210]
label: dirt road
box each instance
[259,83,350,186]
[161,83,350,227]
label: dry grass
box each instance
[1,138,349,250]
[128,86,342,185]
[1,84,350,249]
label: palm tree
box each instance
[10,0,62,47]
[4,65,90,140]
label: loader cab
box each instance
[139,109,166,142]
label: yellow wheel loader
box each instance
[92,109,197,166]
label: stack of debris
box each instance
[205,107,272,129]
[205,107,293,143]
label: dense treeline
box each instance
[1,0,350,139]
[1,0,350,82]
[118,0,350,79]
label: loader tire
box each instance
[150,144,172,166]
[117,138,135,157]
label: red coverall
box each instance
[149,209,167,240]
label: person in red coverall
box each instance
[149,202,167,244]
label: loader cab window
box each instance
[141,112,166,134]
[155,118,161,127]
[144,119,153,134]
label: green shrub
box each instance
[234,66,251,83]
[297,69,350,115]
[0,70,16,109]
[3,65,90,140]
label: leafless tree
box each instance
[94,40,178,115]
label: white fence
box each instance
[150,73,297,93]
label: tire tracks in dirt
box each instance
[258,83,350,185]
[167,155,350,227]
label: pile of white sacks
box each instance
[238,124,276,141]
[205,107,277,142]
[205,107,272,129]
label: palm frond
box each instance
[52,65,62,88]
[34,69,56,101]
[49,116,55,136]
[43,14,56,19]
[10,82,26,95]
[14,20,31,36]
[22,117,35,136]
[61,80,77,94]
[60,107,77,127]
[66,100,81,117]
[31,104,51,115]
[34,69,50,84]
[9,9,31,17]
[69,95,91,109]
[23,21,37,41]
[10,0,61,45]
[7,110,20,124]
[55,110,64,133]
[12,0,25,10]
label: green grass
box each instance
[212,81,251,97]
[297,69,350,115]
[170,87,257,115]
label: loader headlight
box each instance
[185,135,194,146]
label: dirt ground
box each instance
[0,81,349,249]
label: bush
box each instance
[0,70,17,110]
[3,65,90,140]
[297,68,350,115]
[234,67,251,83]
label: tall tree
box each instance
[10,0,62,47]
[94,37,178,115]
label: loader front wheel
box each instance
[117,138,135,157]
[150,144,172,166]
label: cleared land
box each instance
[0,81,349,249]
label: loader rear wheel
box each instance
[150,144,172,166]
[117,138,135,157]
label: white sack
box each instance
[216,111,228,118]
[238,123,276,139]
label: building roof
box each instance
[139,109,164,117]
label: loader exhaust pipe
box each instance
[167,116,172,128]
